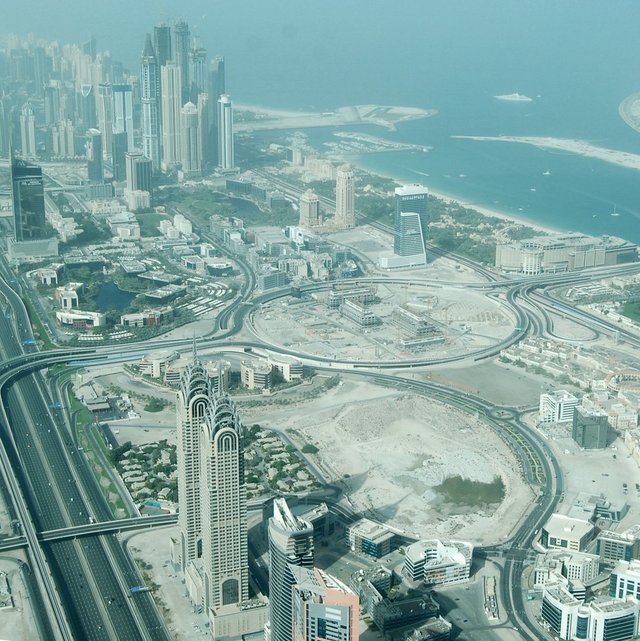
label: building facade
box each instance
[200,392,249,611]
[217,94,234,171]
[140,34,161,171]
[268,498,315,641]
[291,567,359,641]
[539,390,580,423]
[394,184,429,261]
[180,101,201,179]
[176,351,215,571]
[573,406,609,449]
[299,189,321,227]
[11,155,47,242]
[161,62,183,172]
[335,164,356,229]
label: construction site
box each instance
[250,281,516,362]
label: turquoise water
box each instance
[6,0,640,240]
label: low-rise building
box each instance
[598,527,640,567]
[347,519,395,559]
[610,560,640,600]
[240,359,272,390]
[539,390,580,423]
[541,514,596,552]
[56,309,106,329]
[403,540,473,586]
[55,282,84,309]
[340,299,379,328]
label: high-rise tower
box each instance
[299,190,321,228]
[173,20,191,103]
[112,84,134,152]
[19,103,36,157]
[161,62,182,172]
[86,128,104,182]
[189,43,207,99]
[153,24,172,67]
[180,102,201,180]
[176,348,215,571]
[95,83,113,161]
[200,392,248,612]
[125,152,152,194]
[393,184,429,261]
[206,56,225,167]
[11,155,46,241]
[291,567,359,641]
[140,35,161,172]
[335,164,356,229]
[217,94,234,172]
[268,498,314,641]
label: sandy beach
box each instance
[235,103,436,132]
[453,134,640,171]
[350,158,563,235]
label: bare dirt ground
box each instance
[244,378,535,545]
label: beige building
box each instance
[334,164,356,229]
[299,189,321,228]
[240,359,272,390]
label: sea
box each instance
[6,0,640,240]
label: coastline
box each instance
[348,155,564,236]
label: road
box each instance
[0,275,171,640]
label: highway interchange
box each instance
[1,221,640,639]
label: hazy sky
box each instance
[3,0,640,109]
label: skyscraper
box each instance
[197,93,209,171]
[335,164,356,229]
[140,35,161,172]
[299,190,321,227]
[111,131,128,182]
[95,83,113,160]
[77,84,97,129]
[153,24,172,67]
[199,390,248,611]
[180,102,201,179]
[19,103,36,157]
[86,128,104,182]
[173,20,191,103]
[217,94,234,172]
[189,44,207,99]
[43,85,61,125]
[291,567,359,641]
[125,152,152,194]
[161,62,183,172]
[268,498,315,641]
[393,184,429,261]
[11,155,46,241]
[176,349,215,571]
[206,56,225,166]
[112,84,134,151]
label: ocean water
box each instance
[5,0,640,240]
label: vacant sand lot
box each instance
[247,381,535,545]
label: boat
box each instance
[542,170,551,176]
[611,205,620,217]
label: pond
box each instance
[95,282,136,312]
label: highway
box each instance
[2,189,639,641]
[0,276,171,640]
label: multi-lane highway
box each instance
[0,277,171,640]
[2,197,639,641]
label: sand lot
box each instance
[246,380,535,545]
